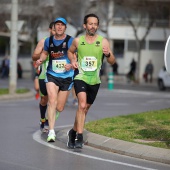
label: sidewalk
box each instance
[100,75,158,88]
[0,76,35,101]
[1,76,170,165]
[0,90,34,101]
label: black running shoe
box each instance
[75,134,83,149]
[45,119,49,126]
[67,129,76,149]
[40,118,48,133]
[40,118,45,130]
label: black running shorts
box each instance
[74,80,100,104]
[46,73,73,91]
[39,79,47,96]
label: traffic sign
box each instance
[164,36,170,74]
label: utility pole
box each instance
[9,0,18,94]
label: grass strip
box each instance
[85,109,170,149]
[0,88,29,95]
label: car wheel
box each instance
[158,79,166,91]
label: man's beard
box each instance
[86,28,97,36]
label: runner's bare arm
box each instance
[32,39,45,61]
[36,50,48,67]
[65,64,72,71]
[68,38,79,69]
[102,38,116,65]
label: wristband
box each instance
[105,53,110,58]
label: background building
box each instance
[0,0,170,81]
[108,0,170,81]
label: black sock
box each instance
[77,133,83,140]
[70,128,77,135]
[77,133,83,136]
[39,104,47,120]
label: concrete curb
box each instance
[85,131,170,165]
[57,128,170,165]
[0,90,34,101]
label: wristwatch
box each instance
[105,53,110,58]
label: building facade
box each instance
[107,0,170,81]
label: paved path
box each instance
[0,76,170,165]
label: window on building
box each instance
[113,40,124,58]
[128,40,145,52]
[18,42,31,57]
[128,40,136,52]
[0,37,9,57]
[149,41,164,50]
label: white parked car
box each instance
[157,66,170,90]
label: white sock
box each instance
[49,129,55,134]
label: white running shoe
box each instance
[47,131,56,142]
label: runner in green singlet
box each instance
[32,22,56,132]
[67,13,116,149]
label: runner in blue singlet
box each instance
[36,17,74,142]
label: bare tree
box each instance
[111,0,170,82]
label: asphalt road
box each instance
[0,77,170,170]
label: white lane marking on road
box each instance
[33,126,158,170]
[105,103,129,106]
[0,103,18,106]
[147,99,170,103]
[100,89,170,98]
[99,89,153,96]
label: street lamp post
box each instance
[9,0,18,94]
